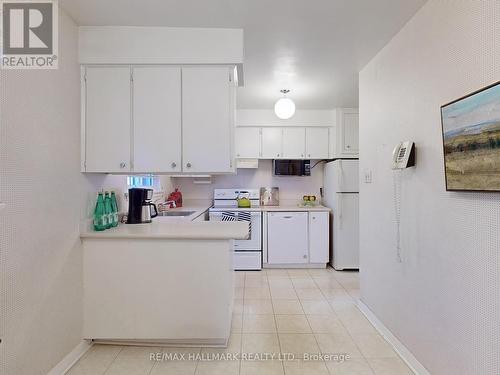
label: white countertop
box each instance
[81,221,249,240]
[153,202,211,222]
[209,204,331,212]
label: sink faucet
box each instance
[164,200,177,209]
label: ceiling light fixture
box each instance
[274,89,296,120]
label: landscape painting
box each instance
[441,81,500,191]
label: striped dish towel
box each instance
[221,211,252,236]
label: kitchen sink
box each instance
[157,211,196,217]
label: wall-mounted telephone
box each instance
[392,141,416,169]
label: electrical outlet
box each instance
[364,170,373,183]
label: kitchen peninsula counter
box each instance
[80,221,249,240]
[80,220,247,347]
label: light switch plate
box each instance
[363,170,373,183]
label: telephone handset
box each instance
[392,141,415,169]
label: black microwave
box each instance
[273,160,311,176]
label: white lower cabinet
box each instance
[309,212,329,263]
[267,212,309,264]
[266,211,329,266]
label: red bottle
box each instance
[168,188,183,207]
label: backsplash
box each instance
[171,160,325,203]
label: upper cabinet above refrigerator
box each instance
[332,108,359,159]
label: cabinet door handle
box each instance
[186,162,192,168]
[119,162,126,169]
[303,254,308,259]
[277,153,280,157]
[282,216,293,219]
[171,162,177,168]
[236,153,240,157]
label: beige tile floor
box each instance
[67,268,414,375]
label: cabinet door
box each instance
[235,127,261,158]
[333,193,359,269]
[306,128,329,159]
[182,67,234,173]
[283,128,306,158]
[268,212,308,264]
[133,66,181,173]
[338,109,359,156]
[309,212,329,263]
[261,128,282,159]
[85,66,131,172]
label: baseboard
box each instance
[263,264,326,269]
[47,340,93,375]
[357,301,431,375]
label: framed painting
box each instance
[440,81,500,191]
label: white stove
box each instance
[211,188,261,210]
[209,189,262,271]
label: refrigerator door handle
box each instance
[337,160,344,191]
[338,194,343,230]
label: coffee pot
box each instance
[127,188,158,224]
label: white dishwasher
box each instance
[267,212,309,264]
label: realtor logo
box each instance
[1,0,58,69]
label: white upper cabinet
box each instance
[235,127,261,158]
[82,65,235,174]
[282,128,306,158]
[84,66,131,173]
[182,66,234,174]
[235,126,331,160]
[132,66,181,173]
[305,128,329,159]
[261,128,283,159]
[336,108,359,157]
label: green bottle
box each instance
[110,191,119,227]
[93,192,107,231]
[104,191,113,229]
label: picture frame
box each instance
[440,81,500,192]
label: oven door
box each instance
[209,211,262,250]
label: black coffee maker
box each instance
[127,188,158,224]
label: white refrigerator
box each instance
[323,159,359,270]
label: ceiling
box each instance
[60,0,426,109]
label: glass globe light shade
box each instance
[274,97,296,119]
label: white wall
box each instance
[172,160,324,202]
[79,26,244,65]
[359,1,500,374]
[0,9,86,375]
[236,109,335,127]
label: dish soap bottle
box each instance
[93,192,107,231]
[110,191,119,227]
